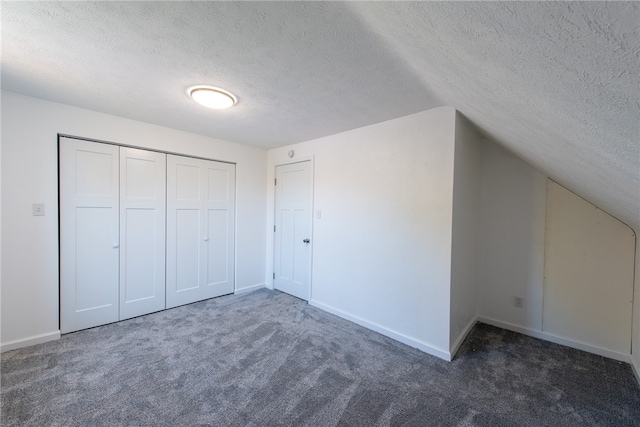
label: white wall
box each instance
[1,90,268,350]
[543,180,635,357]
[267,107,457,359]
[477,140,637,362]
[449,112,484,354]
[477,142,547,331]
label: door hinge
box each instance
[273,272,275,279]
[274,225,276,232]
[274,178,277,185]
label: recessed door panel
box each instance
[176,164,200,201]
[75,150,116,197]
[75,207,117,311]
[293,209,309,285]
[123,208,157,302]
[207,209,229,285]
[281,169,307,202]
[208,168,229,201]
[279,209,294,281]
[176,209,201,292]
[125,157,156,199]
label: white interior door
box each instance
[119,147,166,320]
[60,138,119,333]
[166,155,235,308]
[274,161,312,300]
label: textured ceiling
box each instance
[2,2,639,230]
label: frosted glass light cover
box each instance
[188,86,237,109]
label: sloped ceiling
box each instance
[2,2,638,230]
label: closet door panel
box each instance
[207,209,229,285]
[175,209,202,292]
[204,162,235,296]
[167,155,235,308]
[119,147,166,320]
[176,163,202,201]
[122,209,157,299]
[166,155,206,308]
[75,208,116,310]
[60,138,119,333]
[207,167,229,200]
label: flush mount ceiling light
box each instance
[187,85,237,110]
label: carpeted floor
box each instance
[1,288,639,426]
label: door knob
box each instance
[303,238,310,244]
[204,237,209,242]
[113,244,119,249]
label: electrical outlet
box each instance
[33,203,45,216]
[513,296,524,308]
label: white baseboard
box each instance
[477,316,631,363]
[631,355,640,386]
[450,316,478,359]
[1,330,60,353]
[234,283,266,295]
[310,299,451,361]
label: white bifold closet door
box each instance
[60,138,167,333]
[60,138,120,333]
[166,155,235,308]
[119,147,166,320]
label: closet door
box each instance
[60,138,119,333]
[203,159,235,299]
[166,155,235,308]
[119,147,166,320]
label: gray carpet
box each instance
[1,289,639,426]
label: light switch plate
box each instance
[33,203,45,216]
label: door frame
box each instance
[268,155,315,301]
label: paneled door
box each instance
[119,147,167,320]
[274,161,312,301]
[60,137,120,333]
[166,155,235,308]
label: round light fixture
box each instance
[187,85,237,110]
